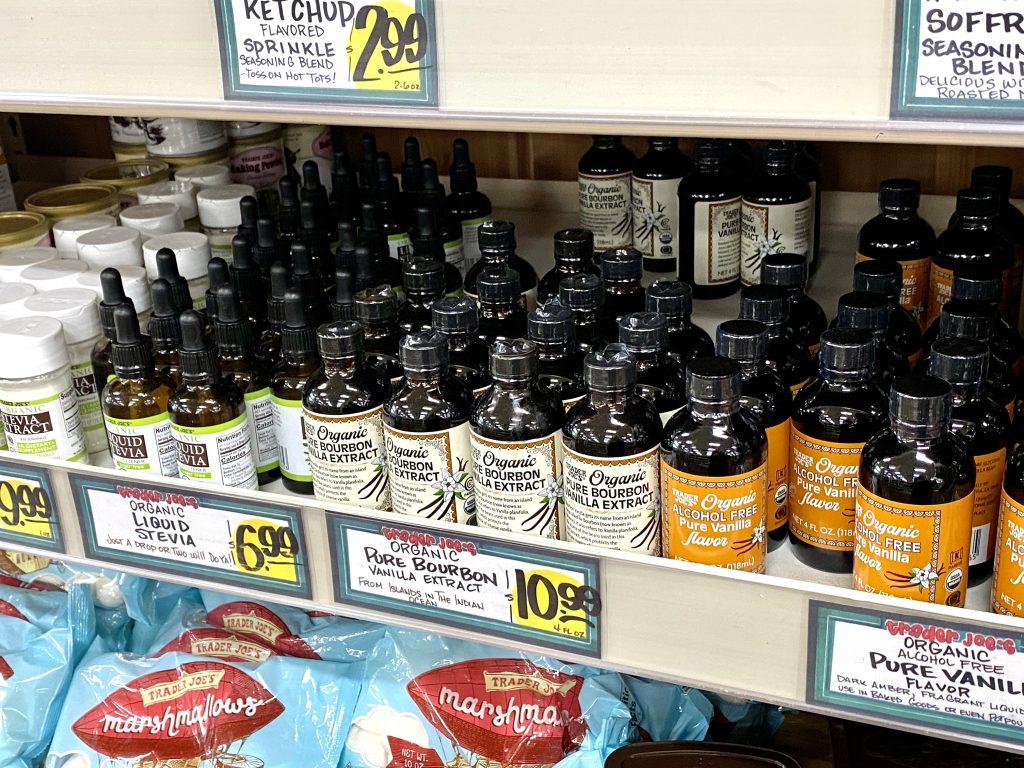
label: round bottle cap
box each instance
[693,140,729,169]
[760,253,807,291]
[478,220,516,252]
[971,165,1012,199]
[178,310,216,381]
[489,338,537,380]
[600,248,643,280]
[226,121,281,139]
[449,138,478,194]
[951,269,1001,303]
[119,203,183,239]
[739,284,789,325]
[762,140,795,165]
[559,273,604,310]
[939,299,993,340]
[135,180,199,221]
[553,228,594,263]
[477,266,520,302]
[21,259,90,291]
[686,356,741,402]
[716,319,769,364]
[819,328,875,374]
[75,226,143,269]
[618,311,667,353]
[528,298,575,342]
[402,258,445,294]
[646,279,692,319]
[110,304,151,376]
[890,375,951,428]
[173,164,231,192]
[400,331,449,372]
[354,285,398,323]
[853,260,902,299]
[0,247,58,282]
[0,283,35,320]
[196,184,256,228]
[956,186,999,219]
[928,337,988,386]
[317,320,364,358]
[142,232,211,280]
[431,296,479,334]
[21,288,101,345]
[878,178,920,210]
[836,291,890,335]
[51,214,116,258]
[584,343,636,391]
[0,317,69,377]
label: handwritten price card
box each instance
[214,0,438,106]
[0,459,62,553]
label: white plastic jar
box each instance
[142,232,211,310]
[0,316,89,463]
[174,164,231,192]
[143,118,227,158]
[21,259,90,291]
[119,203,184,239]
[0,247,59,282]
[75,265,152,326]
[20,288,107,456]
[75,226,143,269]
[227,122,286,191]
[196,184,254,262]
[52,214,117,258]
[0,283,36,320]
[135,180,199,231]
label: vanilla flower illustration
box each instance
[431,470,467,501]
[540,474,563,510]
[909,564,939,591]
[751,524,765,545]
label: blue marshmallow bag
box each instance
[621,676,713,742]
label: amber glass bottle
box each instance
[446,138,493,275]
[91,268,134,388]
[464,220,538,308]
[477,267,528,343]
[645,280,714,366]
[852,259,924,368]
[618,311,686,424]
[399,258,445,335]
[992,443,1024,617]
[631,137,691,273]
[528,299,585,409]
[538,228,598,305]
[933,301,1017,415]
[354,285,403,390]
[578,136,635,252]
[599,247,645,340]
[559,274,607,355]
[760,253,826,355]
[331,268,354,322]
[431,297,491,397]
[738,284,813,393]
[834,291,912,391]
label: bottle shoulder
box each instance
[792,379,889,439]
[384,377,473,427]
[860,430,975,502]
[168,381,246,425]
[742,172,811,205]
[471,386,565,440]
[102,376,174,417]
[563,396,663,456]
[303,366,389,414]
[661,408,768,472]
[857,213,936,256]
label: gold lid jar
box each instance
[0,212,51,252]
[24,183,121,222]
[111,142,149,162]
[159,146,230,178]
[81,160,170,207]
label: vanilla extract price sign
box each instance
[0,459,63,553]
[808,601,1024,746]
[213,0,438,106]
[328,515,602,657]
[68,472,311,598]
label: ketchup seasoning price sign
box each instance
[0,459,63,553]
[68,472,310,598]
[328,514,602,657]
[213,0,438,106]
[808,601,1024,745]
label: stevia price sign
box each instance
[0,460,62,553]
[231,518,300,584]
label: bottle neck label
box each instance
[788,430,862,551]
[302,404,389,509]
[383,421,474,524]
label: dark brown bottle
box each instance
[578,136,635,252]
[618,311,685,424]
[277,175,300,264]
[631,137,692,273]
[933,300,1017,415]
[431,297,491,397]
[646,280,714,366]
[760,253,826,355]
[147,279,182,387]
[446,138,493,275]
[91,268,134,388]
[834,291,912,391]
[357,132,377,193]
[528,299,585,409]
[537,228,598,305]
[795,141,822,270]
[738,284,813,393]
[599,247,645,340]
[717,319,792,551]
[258,261,289,366]
[789,329,888,573]
[230,234,268,328]
[853,259,924,368]
[358,201,403,292]
[204,257,230,327]
[301,160,333,250]
[559,274,607,355]
[464,220,538,309]
[354,285,403,390]
[400,137,423,215]
[408,205,463,296]
[399,259,444,335]
[290,241,327,325]
[928,338,1009,584]
[477,267,528,343]
[417,159,466,276]
[155,249,193,315]
[330,150,360,228]
[254,218,280,281]
[371,153,412,263]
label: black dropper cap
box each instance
[214,284,255,356]
[353,244,375,291]
[410,206,445,261]
[716,319,769,364]
[761,254,808,293]
[253,218,279,275]
[819,328,875,377]
[686,357,741,402]
[359,201,388,257]
[374,152,399,199]
[400,331,448,372]
[331,150,359,222]
[358,133,377,191]
[231,234,265,311]
[478,220,516,253]
[939,299,993,339]
[317,320,363,359]
[853,260,902,300]
[331,269,354,321]
[956,187,1000,219]
[528,299,575,344]
[147,279,181,351]
[618,312,667,353]
[419,159,446,202]
[99,267,135,338]
[879,178,920,210]
[238,196,259,245]
[449,138,478,194]
[928,337,989,386]
[110,304,152,378]
[336,221,357,271]
[205,257,229,324]
[354,285,398,325]
[278,176,300,232]
[477,267,520,303]
[290,241,320,305]
[403,258,444,297]
[889,375,951,434]
[156,249,192,314]
[584,343,636,392]
[951,269,1001,303]
[739,284,789,325]
[431,296,478,335]
[281,289,316,358]
[646,280,692,320]
[301,160,330,220]
[178,310,216,383]
[762,140,795,167]
[554,228,594,264]
[560,274,604,310]
[836,291,891,336]
[401,137,423,193]
[490,338,538,380]
[600,248,643,281]
[267,261,289,329]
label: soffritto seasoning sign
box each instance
[808,601,1024,745]
[893,0,1024,119]
[0,460,62,553]
[213,0,438,106]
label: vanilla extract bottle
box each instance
[992,442,1024,617]
[559,274,607,355]
[834,291,912,391]
[618,311,686,424]
[599,247,645,341]
[408,205,463,296]
[399,258,445,335]
[354,285,404,390]
[645,280,714,366]
[431,297,491,397]
[464,220,538,309]
[853,259,924,368]
[760,253,826,356]
[578,136,635,251]
[477,267,528,343]
[738,284,813,393]
[631,137,691,273]
[537,228,598,305]
[528,299,586,409]
[933,301,1017,416]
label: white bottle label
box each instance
[631,176,681,266]
[739,198,811,285]
[444,237,465,275]
[104,412,178,476]
[562,445,661,554]
[470,429,563,538]
[271,396,312,483]
[388,232,413,263]
[459,214,492,275]
[384,421,474,524]
[71,360,106,454]
[0,386,87,462]
[578,171,632,250]
[244,387,278,475]
[692,197,742,286]
[171,413,258,489]
[303,405,389,508]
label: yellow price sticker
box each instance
[510,566,602,640]
[230,517,300,585]
[348,1,430,94]
[0,477,54,541]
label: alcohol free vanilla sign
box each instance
[214,0,437,105]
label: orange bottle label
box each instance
[992,489,1024,617]
[790,378,809,395]
[856,252,931,331]
[926,262,954,327]
[969,447,1006,566]
[766,419,791,533]
[853,484,973,607]
[661,461,768,572]
[788,430,862,551]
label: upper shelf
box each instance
[5,1,1024,145]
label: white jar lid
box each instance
[0,317,69,377]
[174,164,231,191]
[196,184,255,228]
[22,288,101,344]
[21,259,91,290]
[52,214,117,259]
[142,232,211,280]
[0,247,59,282]
[75,226,143,269]
[0,283,36,319]
[227,121,281,139]
[120,203,184,238]
[135,180,198,220]
[75,266,151,314]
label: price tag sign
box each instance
[808,601,1024,744]
[328,515,602,657]
[893,0,1024,119]
[69,472,311,598]
[213,0,438,106]
[0,459,62,553]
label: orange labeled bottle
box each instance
[992,443,1024,616]
[833,291,912,392]
[853,259,924,369]
[789,329,888,573]
[661,357,768,572]
[854,375,975,606]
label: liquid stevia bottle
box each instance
[168,311,257,490]
[562,344,663,554]
[408,205,463,296]
[661,357,768,572]
[91,268,135,388]
[789,329,888,572]
[446,138,493,275]
[993,443,1024,616]
[760,253,826,356]
[101,306,178,477]
[477,267,528,343]
[331,268,354,322]
[738,284,813,393]
[302,321,390,508]
[384,332,475,523]
[631,137,691,273]
[618,312,686,424]
[398,258,445,335]
[856,178,935,331]
[537,228,598,306]
[290,241,327,325]
[147,279,182,387]
[528,299,586,409]
[559,274,607,355]
[578,136,635,251]
[928,338,1009,584]
[463,220,538,309]
[471,339,565,538]
[853,259,924,368]
[257,261,289,366]
[854,376,974,606]
[599,247,645,340]
[645,280,714,366]
[834,291,912,391]
[353,285,404,390]
[204,258,229,326]
[431,297,491,397]
[717,319,793,552]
